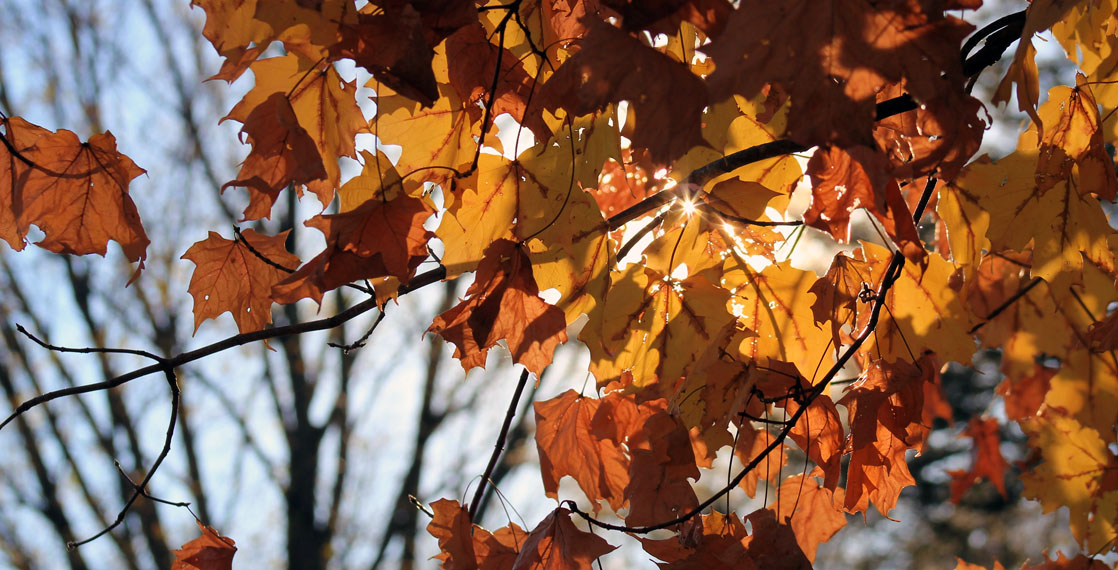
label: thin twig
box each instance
[968,277,1043,334]
[0,265,447,432]
[68,367,180,549]
[15,325,162,361]
[327,308,388,353]
[469,367,531,523]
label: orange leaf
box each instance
[773,474,846,562]
[513,507,616,570]
[19,127,149,275]
[427,499,528,570]
[429,239,568,376]
[271,193,433,305]
[182,229,300,333]
[804,145,923,264]
[222,92,327,220]
[225,54,365,214]
[533,390,628,512]
[172,521,237,570]
[949,417,1008,503]
[0,117,52,250]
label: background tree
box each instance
[1,1,1117,569]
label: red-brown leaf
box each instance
[19,127,149,275]
[182,229,300,333]
[172,521,237,570]
[429,239,568,376]
[222,92,327,220]
[512,507,616,570]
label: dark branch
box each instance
[468,367,531,523]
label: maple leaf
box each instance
[804,145,924,264]
[540,18,707,165]
[182,229,300,333]
[372,49,478,185]
[330,4,439,106]
[222,92,328,220]
[872,82,985,180]
[993,0,1080,132]
[580,263,734,389]
[948,417,1009,503]
[811,243,975,365]
[704,0,972,146]
[444,21,547,140]
[533,390,629,512]
[172,521,237,570]
[272,192,433,305]
[724,260,834,378]
[513,507,616,570]
[427,499,529,570]
[0,117,53,250]
[624,410,701,526]
[772,474,846,562]
[225,54,365,213]
[18,127,149,277]
[640,511,757,569]
[1020,409,1118,554]
[429,239,568,376]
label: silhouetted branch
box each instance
[69,366,180,549]
[469,367,531,523]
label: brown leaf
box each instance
[19,127,149,276]
[429,239,568,376]
[624,411,700,526]
[0,117,53,250]
[949,417,1008,503]
[182,229,300,333]
[705,0,972,147]
[541,18,707,165]
[533,390,628,512]
[512,507,616,570]
[427,499,528,570]
[172,521,237,570]
[222,92,327,220]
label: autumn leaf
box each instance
[18,127,149,276]
[705,0,972,146]
[1020,409,1118,553]
[811,243,975,365]
[271,192,432,305]
[513,507,616,570]
[429,239,568,376]
[725,260,834,378]
[427,499,528,570]
[949,417,1009,503]
[533,390,629,512]
[182,229,300,333]
[772,474,846,562]
[804,145,923,263]
[0,116,53,250]
[624,409,701,526]
[639,511,756,569]
[580,263,734,389]
[172,521,237,570]
[225,54,365,211]
[540,17,706,165]
[222,92,327,220]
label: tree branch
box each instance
[468,367,531,523]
